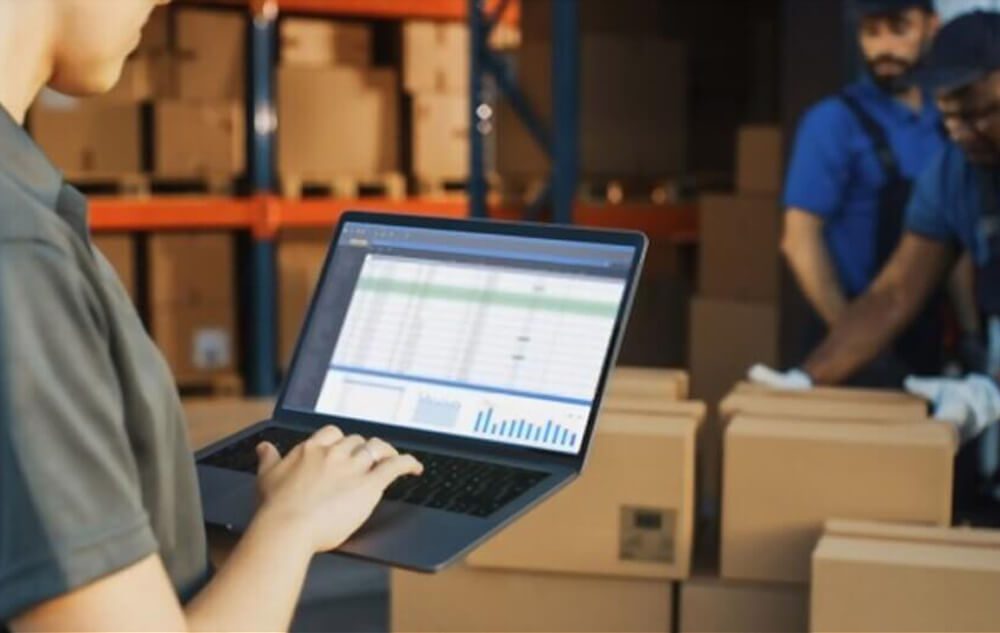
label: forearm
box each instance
[947,253,981,335]
[802,285,909,384]
[787,246,849,324]
[185,511,314,632]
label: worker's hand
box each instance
[905,374,1000,442]
[747,364,813,391]
[253,426,423,554]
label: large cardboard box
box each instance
[698,195,781,302]
[403,21,469,94]
[811,523,1000,632]
[391,565,674,632]
[153,302,236,381]
[29,95,143,175]
[92,233,137,304]
[175,8,245,101]
[720,386,929,425]
[679,575,809,633]
[689,298,779,407]
[153,101,245,180]
[737,125,783,194]
[277,67,399,180]
[102,55,177,103]
[607,367,689,401]
[148,232,236,306]
[601,395,706,420]
[280,18,371,67]
[721,416,954,583]
[467,411,699,579]
[411,93,469,183]
[277,229,331,369]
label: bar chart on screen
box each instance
[472,407,579,450]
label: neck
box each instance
[0,3,56,125]
[895,85,923,112]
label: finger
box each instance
[368,454,424,489]
[308,425,344,448]
[350,437,399,471]
[331,434,368,458]
[256,442,281,476]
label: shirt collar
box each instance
[855,75,937,123]
[0,101,90,242]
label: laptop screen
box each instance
[281,221,637,456]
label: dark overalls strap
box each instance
[838,92,910,269]
[976,167,1000,317]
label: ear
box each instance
[927,12,942,37]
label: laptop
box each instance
[196,211,647,572]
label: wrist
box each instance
[249,503,318,559]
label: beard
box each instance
[865,54,919,95]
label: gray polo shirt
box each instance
[0,104,209,623]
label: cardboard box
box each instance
[277,229,331,369]
[136,6,171,56]
[175,8,245,101]
[467,411,699,579]
[679,576,809,633]
[607,367,689,401]
[148,232,235,306]
[411,93,469,182]
[102,55,176,103]
[29,95,143,175]
[391,565,674,632]
[823,518,1000,547]
[153,101,245,179]
[403,21,469,94]
[689,298,779,407]
[601,395,706,421]
[153,302,236,381]
[737,125,783,194]
[721,416,954,583]
[277,66,399,179]
[720,388,929,425]
[698,194,781,302]
[280,18,371,67]
[92,233,137,303]
[811,525,1000,632]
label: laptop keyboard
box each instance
[198,426,549,518]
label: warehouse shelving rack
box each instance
[89,0,697,396]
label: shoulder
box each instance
[0,172,76,254]
[795,95,859,142]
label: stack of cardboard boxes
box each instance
[672,382,956,632]
[404,21,471,194]
[688,125,784,504]
[496,0,687,198]
[148,232,239,388]
[391,367,700,632]
[30,6,246,191]
[277,17,401,198]
[811,520,1000,632]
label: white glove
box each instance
[904,374,1000,442]
[747,364,813,391]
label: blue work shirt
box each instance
[906,142,993,268]
[784,78,946,296]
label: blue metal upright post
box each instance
[469,0,488,218]
[246,1,279,395]
[551,0,579,225]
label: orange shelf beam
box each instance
[189,0,519,22]
[89,196,698,243]
[89,197,255,231]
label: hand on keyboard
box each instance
[254,425,424,554]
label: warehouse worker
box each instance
[0,1,422,630]
[752,12,1000,516]
[782,0,978,386]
